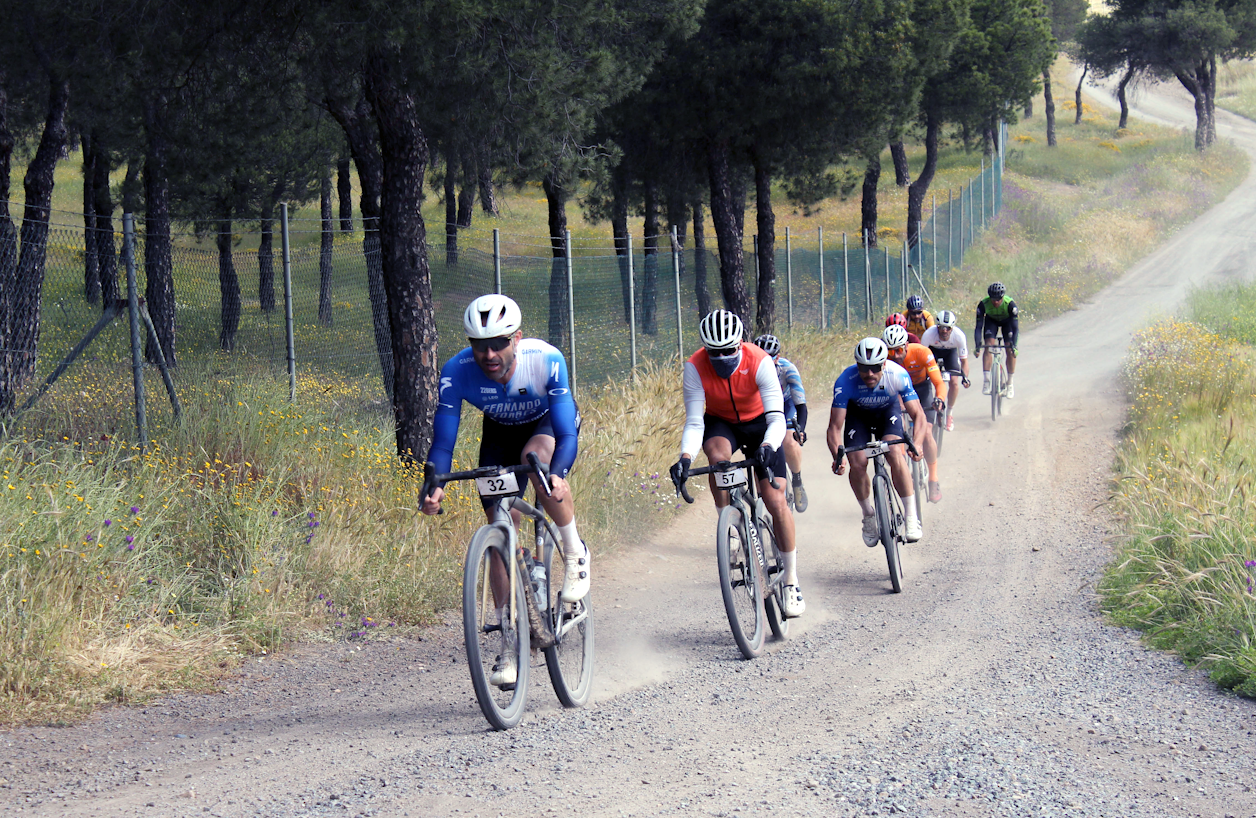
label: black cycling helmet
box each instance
[906,295,924,313]
[988,282,1006,299]
[753,334,781,357]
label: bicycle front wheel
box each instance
[873,471,904,593]
[715,504,766,659]
[543,538,595,708]
[463,526,530,730]
[933,406,946,454]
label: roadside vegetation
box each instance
[1217,60,1256,122]
[1,72,1250,723]
[1107,284,1256,697]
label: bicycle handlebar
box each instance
[834,435,919,464]
[672,458,779,505]
[421,454,555,514]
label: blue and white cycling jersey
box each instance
[427,338,578,478]
[775,356,806,420]
[831,361,919,410]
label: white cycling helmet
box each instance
[882,325,909,349]
[753,333,781,356]
[699,309,743,350]
[463,294,521,339]
[937,309,957,328]
[854,337,889,365]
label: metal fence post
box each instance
[818,226,825,330]
[864,230,872,321]
[981,156,986,228]
[123,214,147,451]
[281,203,296,402]
[842,232,849,329]
[901,241,908,301]
[884,245,891,312]
[627,234,637,372]
[493,228,502,294]
[947,189,954,272]
[969,179,975,247]
[785,226,793,331]
[932,193,937,285]
[565,229,576,398]
[672,225,683,358]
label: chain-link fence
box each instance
[0,139,1003,435]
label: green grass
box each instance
[1105,302,1256,697]
[1217,60,1256,122]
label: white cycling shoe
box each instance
[861,514,880,547]
[560,545,591,602]
[981,380,992,395]
[489,654,517,688]
[905,514,923,543]
[782,585,805,618]
[1005,381,1015,399]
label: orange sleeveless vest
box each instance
[689,343,769,423]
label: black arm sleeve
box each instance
[973,300,986,343]
[795,403,808,433]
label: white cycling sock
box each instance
[781,549,798,586]
[859,496,875,517]
[982,370,991,384]
[556,520,585,559]
[903,494,918,523]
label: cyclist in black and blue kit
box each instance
[422,294,588,687]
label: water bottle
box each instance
[530,558,547,606]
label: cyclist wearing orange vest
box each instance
[883,324,946,504]
[670,310,804,619]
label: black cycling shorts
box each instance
[702,413,789,482]
[981,318,1018,352]
[913,378,939,426]
[842,403,907,451]
[478,411,580,508]
[929,345,963,375]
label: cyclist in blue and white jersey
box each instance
[422,294,588,686]
[825,337,927,544]
[754,334,809,513]
[919,310,971,431]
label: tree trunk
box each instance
[1206,55,1217,146]
[319,168,334,326]
[1074,65,1087,125]
[642,179,659,336]
[666,191,688,320]
[217,207,241,352]
[364,53,439,463]
[0,74,16,306]
[611,161,631,324]
[1176,65,1215,151]
[1024,99,1032,118]
[1043,68,1057,147]
[91,137,120,307]
[541,172,570,351]
[478,156,498,215]
[1117,64,1135,129]
[443,144,458,266]
[890,141,911,187]
[81,133,100,304]
[142,93,175,368]
[752,155,775,336]
[0,76,69,414]
[257,181,284,314]
[121,159,142,213]
[693,200,711,318]
[456,153,475,228]
[861,153,880,248]
[907,109,941,249]
[706,138,750,322]
[327,93,393,399]
[337,156,353,232]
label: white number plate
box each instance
[714,468,748,489]
[475,471,520,498]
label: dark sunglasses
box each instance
[470,336,512,354]
[857,363,883,374]
[708,346,740,359]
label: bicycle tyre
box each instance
[759,518,789,641]
[463,526,530,730]
[989,358,1000,422]
[542,537,595,708]
[873,471,904,593]
[996,361,1006,417]
[715,504,766,659]
[910,453,926,525]
[933,405,946,454]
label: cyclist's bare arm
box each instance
[903,399,928,459]
[827,406,848,473]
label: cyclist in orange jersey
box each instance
[882,325,945,503]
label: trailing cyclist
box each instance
[919,310,971,431]
[671,310,805,618]
[421,294,589,686]
[903,295,935,339]
[885,313,921,345]
[826,337,928,543]
[753,333,809,513]
[882,325,946,503]
[974,282,1019,399]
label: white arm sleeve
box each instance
[680,361,707,457]
[755,355,786,449]
[956,327,969,359]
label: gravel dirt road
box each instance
[4,82,1256,818]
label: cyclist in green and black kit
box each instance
[974,282,1019,399]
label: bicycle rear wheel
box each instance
[463,526,530,730]
[910,451,926,524]
[759,518,789,641]
[543,538,594,708]
[933,405,946,454]
[989,359,1001,422]
[873,471,904,593]
[996,361,1006,417]
[715,504,765,659]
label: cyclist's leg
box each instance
[844,407,876,515]
[478,417,538,608]
[754,443,794,554]
[933,346,963,410]
[915,380,942,494]
[981,329,999,392]
[1005,320,1018,376]
[520,418,589,600]
[701,417,737,510]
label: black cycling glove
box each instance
[669,456,691,493]
[755,444,775,470]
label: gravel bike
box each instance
[422,453,593,730]
[983,341,1011,421]
[673,458,791,659]
[836,436,919,594]
[933,376,950,454]
[906,415,927,526]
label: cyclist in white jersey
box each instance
[919,310,971,431]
